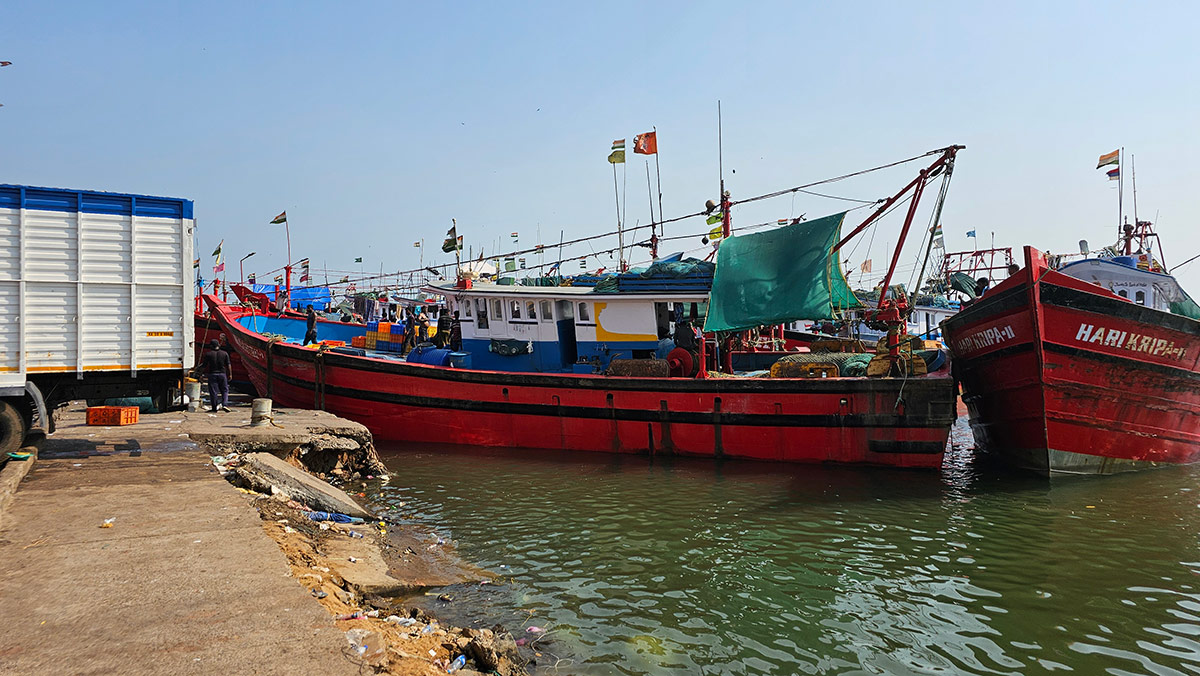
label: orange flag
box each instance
[634,131,658,155]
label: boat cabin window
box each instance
[476,298,489,329]
[491,299,503,324]
[510,300,522,320]
[578,302,591,322]
[540,301,553,321]
[1118,289,1128,298]
[463,300,472,317]
[526,301,537,319]
[1136,290,1145,305]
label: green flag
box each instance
[706,213,723,225]
[354,257,363,263]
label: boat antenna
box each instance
[612,149,623,272]
[645,161,658,258]
[1132,154,1139,227]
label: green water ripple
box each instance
[373,422,1200,675]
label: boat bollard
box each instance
[185,379,202,412]
[250,398,273,427]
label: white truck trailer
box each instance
[0,184,195,452]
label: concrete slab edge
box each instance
[0,444,38,527]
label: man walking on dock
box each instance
[303,305,318,346]
[200,339,232,412]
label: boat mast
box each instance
[718,101,731,240]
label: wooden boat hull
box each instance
[208,298,957,467]
[943,247,1200,475]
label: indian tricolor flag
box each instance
[608,139,626,164]
[270,211,287,224]
[1096,150,1119,169]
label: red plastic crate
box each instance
[86,406,139,426]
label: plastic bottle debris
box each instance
[447,654,467,673]
[365,609,381,618]
[386,615,417,627]
[421,622,437,634]
[336,611,365,621]
[307,511,365,524]
[348,530,365,539]
[344,628,386,664]
[313,590,328,599]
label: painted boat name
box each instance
[954,324,1016,353]
[1074,323,1186,360]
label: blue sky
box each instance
[3,1,1199,291]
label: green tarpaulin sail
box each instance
[703,211,863,333]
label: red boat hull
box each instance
[194,311,254,391]
[207,297,957,468]
[943,247,1200,475]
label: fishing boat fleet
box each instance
[197,144,1200,476]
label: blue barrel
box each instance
[405,345,453,366]
[449,352,472,369]
[1112,256,1136,268]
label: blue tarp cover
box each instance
[251,284,333,307]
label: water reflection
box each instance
[370,418,1200,675]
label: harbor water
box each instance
[372,418,1200,675]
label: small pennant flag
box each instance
[339,275,350,283]
[633,131,657,155]
[535,243,544,250]
[510,232,519,239]
[708,225,725,240]
[299,258,310,283]
[193,258,200,269]
[211,240,223,258]
[1096,150,1119,169]
[706,213,723,226]
[931,223,943,238]
[777,219,788,226]
[1107,167,1120,181]
[270,211,287,224]
[354,257,363,263]
[966,229,977,237]
[608,139,626,164]
[274,275,283,285]
[504,257,516,272]
[860,259,872,273]
[412,241,421,248]
[247,273,256,284]
[580,259,587,269]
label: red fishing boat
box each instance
[943,225,1200,474]
[207,146,967,467]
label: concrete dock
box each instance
[0,405,370,675]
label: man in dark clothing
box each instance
[433,306,451,347]
[303,305,318,345]
[200,339,232,412]
[449,310,462,351]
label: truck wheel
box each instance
[0,401,29,456]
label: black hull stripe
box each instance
[1042,343,1200,383]
[243,355,956,430]
[950,339,1198,383]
